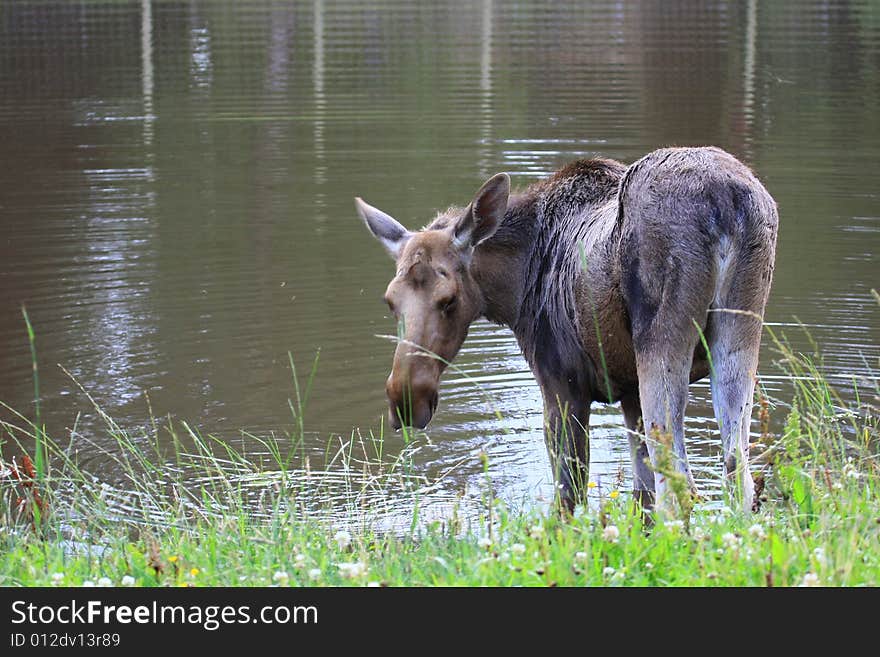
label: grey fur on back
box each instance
[461,147,777,400]
[617,146,777,353]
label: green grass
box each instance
[0,321,878,587]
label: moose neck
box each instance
[471,190,582,376]
[470,192,538,328]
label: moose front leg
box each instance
[542,393,590,515]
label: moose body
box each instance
[356,146,778,513]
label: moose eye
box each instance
[384,297,397,315]
[439,296,457,315]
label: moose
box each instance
[355,146,778,513]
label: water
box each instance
[1,0,878,522]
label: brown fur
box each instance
[356,146,778,513]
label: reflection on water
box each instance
[1,0,878,524]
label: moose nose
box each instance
[386,375,438,430]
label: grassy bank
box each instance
[1,327,878,587]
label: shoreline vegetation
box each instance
[1,306,877,587]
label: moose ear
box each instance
[355,197,412,259]
[453,172,509,250]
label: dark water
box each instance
[1,0,878,521]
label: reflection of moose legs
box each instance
[541,389,590,514]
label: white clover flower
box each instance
[293,554,308,570]
[338,561,367,579]
[308,568,322,581]
[51,573,64,586]
[813,547,827,568]
[529,525,544,540]
[575,551,588,563]
[272,571,290,585]
[721,532,741,549]
[603,566,616,577]
[748,524,766,540]
[843,459,860,480]
[334,530,352,551]
[644,562,654,571]
[665,520,684,534]
[121,575,135,587]
[367,581,381,587]
[800,572,821,587]
[97,577,113,587]
[511,543,526,555]
[692,526,706,541]
[477,537,492,550]
[82,581,95,587]
[602,525,620,543]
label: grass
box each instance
[0,319,878,587]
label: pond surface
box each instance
[1,0,878,523]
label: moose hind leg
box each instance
[625,244,709,511]
[635,351,698,511]
[708,311,762,513]
[621,393,654,509]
